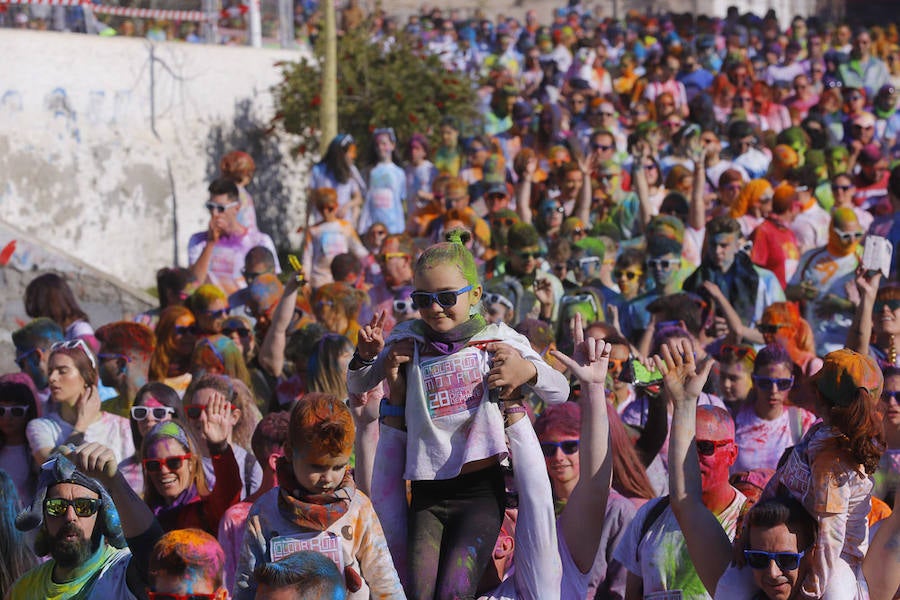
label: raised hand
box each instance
[73,385,101,433]
[487,342,539,399]
[855,267,881,302]
[357,311,387,361]
[385,339,414,402]
[550,312,611,385]
[201,392,234,446]
[69,442,118,480]
[652,339,714,410]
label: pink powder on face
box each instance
[142,396,165,409]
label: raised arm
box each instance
[688,150,707,232]
[552,313,614,573]
[654,340,731,596]
[573,147,595,224]
[258,276,301,378]
[847,269,880,354]
[632,142,655,228]
[516,155,537,225]
[864,505,900,600]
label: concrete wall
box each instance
[0,30,308,291]
[0,220,155,374]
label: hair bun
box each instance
[445,228,471,246]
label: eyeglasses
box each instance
[752,375,794,391]
[381,252,409,262]
[98,352,131,363]
[142,454,192,472]
[184,403,236,420]
[484,293,514,310]
[607,357,626,371]
[757,323,785,334]
[744,549,805,572]
[44,497,101,518]
[223,327,251,338]
[875,299,900,313]
[848,94,863,101]
[50,339,97,370]
[148,593,217,600]
[410,285,473,310]
[14,347,37,369]
[719,344,757,362]
[543,205,566,215]
[831,184,853,192]
[205,201,239,214]
[882,390,900,403]
[201,308,228,320]
[241,269,268,282]
[835,229,864,243]
[515,250,543,260]
[393,299,415,313]
[647,258,679,270]
[0,405,29,418]
[577,257,601,270]
[490,217,516,228]
[130,406,175,421]
[540,440,580,457]
[173,324,198,335]
[643,163,658,171]
[467,146,485,155]
[614,269,642,280]
[696,439,733,456]
[591,143,614,151]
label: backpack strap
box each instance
[636,495,670,564]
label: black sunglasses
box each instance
[174,324,198,335]
[540,440,580,457]
[696,439,732,456]
[410,285,473,310]
[752,375,794,391]
[757,323,783,334]
[142,454,192,472]
[223,327,251,338]
[44,497,101,518]
[744,549,805,571]
[516,251,544,260]
[201,309,228,319]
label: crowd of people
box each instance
[4,2,900,599]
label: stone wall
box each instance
[0,29,308,292]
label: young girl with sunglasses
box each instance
[25,340,134,466]
[349,230,569,599]
[141,411,241,535]
[732,344,816,473]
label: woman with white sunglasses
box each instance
[117,382,181,496]
[25,339,133,466]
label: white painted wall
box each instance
[0,30,308,289]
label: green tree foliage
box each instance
[273,22,480,164]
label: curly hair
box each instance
[286,393,355,458]
[829,389,885,474]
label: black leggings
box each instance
[407,464,506,600]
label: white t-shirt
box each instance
[613,489,747,600]
[26,411,134,464]
[187,228,280,296]
[714,552,865,600]
[733,404,817,473]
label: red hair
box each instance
[829,389,885,474]
[150,306,195,381]
[219,151,255,182]
[287,393,355,457]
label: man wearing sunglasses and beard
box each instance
[10,446,162,600]
[786,208,863,356]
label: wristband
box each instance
[379,399,405,420]
[504,405,527,417]
[353,350,376,366]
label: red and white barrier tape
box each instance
[0,0,212,21]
